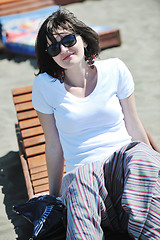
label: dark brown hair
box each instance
[35,8,100,77]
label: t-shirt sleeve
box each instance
[32,75,54,114]
[116,58,135,99]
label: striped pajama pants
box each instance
[61,142,160,239]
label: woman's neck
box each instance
[64,61,94,88]
[63,61,97,98]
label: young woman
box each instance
[32,8,160,239]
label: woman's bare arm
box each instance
[120,93,151,146]
[37,111,64,196]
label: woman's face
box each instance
[46,28,87,70]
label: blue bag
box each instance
[13,195,67,240]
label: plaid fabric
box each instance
[61,142,160,240]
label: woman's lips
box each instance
[63,53,74,60]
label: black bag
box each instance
[13,195,67,240]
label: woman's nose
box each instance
[60,44,69,53]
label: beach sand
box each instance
[0,0,160,239]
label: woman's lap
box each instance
[61,142,160,239]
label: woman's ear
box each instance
[83,41,88,48]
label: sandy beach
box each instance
[0,0,160,239]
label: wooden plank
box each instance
[0,0,54,9]
[28,154,66,173]
[99,29,121,50]
[0,0,84,9]
[0,0,21,4]
[12,86,32,96]
[34,183,49,194]
[32,176,48,187]
[17,110,37,121]
[31,170,48,181]
[0,0,85,16]
[0,0,57,16]
[25,144,45,157]
[23,134,45,148]
[19,118,40,130]
[33,169,66,194]
[15,123,34,199]
[30,164,47,174]
[55,0,84,4]
[27,153,46,169]
[13,93,32,105]
[15,101,34,112]
[29,162,66,176]
[21,125,43,138]
[20,155,34,199]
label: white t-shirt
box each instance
[32,58,134,172]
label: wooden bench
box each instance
[12,85,160,199]
[12,85,50,199]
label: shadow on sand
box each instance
[0,151,33,240]
[0,49,36,69]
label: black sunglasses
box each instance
[46,32,77,57]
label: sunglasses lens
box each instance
[47,43,60,57]
[62,34,77,47]
[46,33,77,57]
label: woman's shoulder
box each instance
[34,72,55,84]
[95,58,130,75]
[95,57,123,67]
[33,72,57,90]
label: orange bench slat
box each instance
[30,164,47,175]
[99,30,121,50]
[21,125,43,138]
[0,0,57,16]
[34,183,49,194]
[17,110,37,121]
[19,118,40,130]
[12,86,32,96]
[15,101,34,112]
[0,0,22,4]
[13,93,32,105]
[23,134,45,148]
[31,170,48,181]
[32,176,48,187]
[25,144,45,157]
